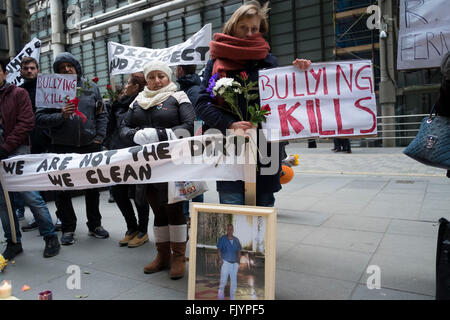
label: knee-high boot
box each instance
[169,224,187,280]
[144,226,171,274]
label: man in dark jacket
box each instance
[35,52,109,245]
[0,59,60,260]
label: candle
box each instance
[38,290,53,300]
[0,280,12,299]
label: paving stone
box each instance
[322,215,391,233]
[351,284,434,300]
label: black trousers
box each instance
[51,143,104,233]
[112,184,149,233]
[146,183,185,227]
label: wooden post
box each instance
[0,169,17,244]
[244,128,257,206]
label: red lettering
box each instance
[334,99,354,135]
[354,97,376,133]
[305,69,322,95]
[260,75,274,101]
[278,103,304,137]
[322,67,328,95]
[336,64,353,95]
[306,100,318,134]
[355,65,373,93]
[44,93,50,103]
[275,74,289,99]
[292,72,304,97]
[315,99,336,136]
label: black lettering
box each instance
[59,157,72,170]
[126,48,138,57]
[156,143,171,160]
[110,166,122,183]
[196,47,210,60]
[36,159,48,172]
[181,49,195,61]
[79,153,93,168]
[128,146,143,161]
[138,164,152,180]
[49,157,60,170]
[142,145,158,161]
[113,45,125,56]
[15,161,25,175]
[3,162,15,174]
[91,153,103,167]
[96,169,110,183]
[86,170,98,184]
[170,51,181,63]
[62,173,74,187]
[25,48,33,55]
[48,174,63,186]
[104,150,117,165]
[405,0,428,28]
[123,164,138,182]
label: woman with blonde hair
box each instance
[120,62,195,279]
[195,1,311,207]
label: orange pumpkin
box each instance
[280,165,294,184]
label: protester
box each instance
[107,73,150,248]
[0,59,60,259]
[217,224,241,300]
[175,64,204,220]
[35,52,109,245]
[19,57,62,232]
[195,1,311,206]
[120,61,195,279]
[332,138,352,153]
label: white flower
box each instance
[214,77,234,89]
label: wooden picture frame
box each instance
[188,203,277,300]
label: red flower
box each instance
[261,104,271,115]
[106,84,112,90]
[240,71,248,80]
[92,76,99,83]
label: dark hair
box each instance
[180,65,197,75]
[0,59,8,73]
[129,72,146,92]
[21,56,39,69]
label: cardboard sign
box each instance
[108,24,211,75]
[397,0,450,70]
[35,74,77,109]
[5,38,41,86]
[259,60,377,141]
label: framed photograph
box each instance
[188,203,277,300]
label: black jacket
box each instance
[177,73,201,106]
[120,92,196,145]
[195,54,284,195]
[104,94,137,150]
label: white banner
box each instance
[260,61,377,141]
[0,134,249,192]
[108,24,212,76]
[5,38,41,86]
[397,0,450,70]
[36,74,77,109]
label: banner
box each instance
[36,74,77,109]
[0,134,249,192]
[259,60,377,141]
[397,0,450,70]
[5,38,41,86]
[108,24,211,76]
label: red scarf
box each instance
[210,33,270,77]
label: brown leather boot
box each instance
[170,241,187,280]
[143,242,171,274]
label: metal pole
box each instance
[50,0,65,56]
[6,0,15,59]
[129,0,144,47]
[379,0,397,147]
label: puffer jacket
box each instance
[177,73,201,106]
[0,82,34,154]
[120,92,196,145]
[105,94,138,150]
[35,52,108,147]
[195,54,284,195]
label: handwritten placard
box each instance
[35,74,77,109]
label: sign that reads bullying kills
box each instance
[108,24,211,75]
[35,74,77,109]
[0,134,248,192]
[5,38,41,86]
[260,60,377,141]
[397,0,450,70]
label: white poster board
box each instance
[397,0,450,70]
[108,24,212,75]
[5,38,41,86]
[35,74,77,109]
[260,60,377,141]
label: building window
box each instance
[0,0,5,11]
[0,24,8,50]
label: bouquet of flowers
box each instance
[207,71,271,126]
[103,84,120,103]
[64,76,98,123]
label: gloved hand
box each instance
[133,128,159,145]
[0,147,9,160]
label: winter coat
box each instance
[120,92,196,145]
[105,94,138,150]
[195,54,284,195]
[177,73,201,106]
[35,52,108,147]
[436,79,450,118]
[0,83,34,155]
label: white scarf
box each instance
[134,82,178,110]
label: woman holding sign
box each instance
[195,1,311,207]
[120,61,195,280]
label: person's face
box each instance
[233,15,261,39]
[124,77,139,97]
[0,65,7,86]
[146,70,170,91]
[227,225,234,237]
[175,66,184,79]
[21,62,39,80]
[58,62,77,75]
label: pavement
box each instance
[1,142,449,300]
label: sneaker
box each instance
[127,232,149,248]
[88,226,109,239]
[119,230,138,247]
[61,232,75,245]
[43,236,60,258]
[2,241,23,260]
[16,209,25,221]
[54,219,62,232]
[108,194,115,203]
[21,221,38,232]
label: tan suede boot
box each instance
[143,242,171,274]
[170,241,186,280]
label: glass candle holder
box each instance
[0,280,12,299]
[38,290,53,300]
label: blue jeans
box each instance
[0,183,56,242]
[219,192,275,207]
